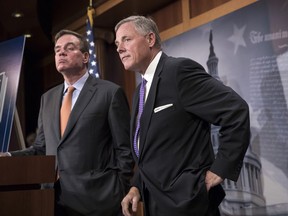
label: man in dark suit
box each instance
[114,16,250,216]
[0,29,134,215]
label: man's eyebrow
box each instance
[115,36,125,45]
[54,42,76,50]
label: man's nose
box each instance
[116,42,124,54]
[58,49,67,56]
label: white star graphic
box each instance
[228,24,247,54]
[91,60,97,66]
[89,41,95,47]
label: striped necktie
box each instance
[60,86,75,136]
[133,78,147,157]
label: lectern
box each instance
[0,155,55,216]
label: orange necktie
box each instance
[60,86,75,136]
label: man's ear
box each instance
[83,52,89,64]
[146,32,156,47]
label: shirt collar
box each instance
[63,72,89,93]
[143,51,162,84]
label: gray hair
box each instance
[115,15,162,49]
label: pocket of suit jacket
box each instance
[154,103,174,113]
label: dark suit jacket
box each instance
[131,53,250,215]
[12,75,134,215]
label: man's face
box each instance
[115,22,152,74]
[54,34,87,74]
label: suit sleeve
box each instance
[108,87,134,193]
[176,58,250,181]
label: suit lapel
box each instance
[138,53,167,157]
[60,75,97,140]
[51,85,64,140]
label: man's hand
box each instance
[121,186,141,216]
[0,152,11,157]
[205,170,223,191]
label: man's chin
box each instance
[57,66,68,73]
[123,64,133,71]
[57,69,65,74]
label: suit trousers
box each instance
[143,186,221,216]
[54,180,83,216]
[54,180,123,216]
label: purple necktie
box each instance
[133,78,147,157]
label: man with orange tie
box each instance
[0,29,134,216]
